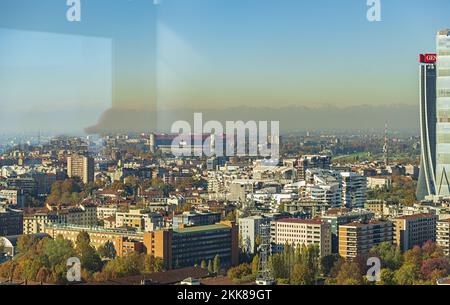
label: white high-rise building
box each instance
[340,172,367,209]
[436,29,450,195]
[238,215,271,254]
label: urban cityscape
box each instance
[1,1,450,297]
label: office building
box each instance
[435,29,450,196]
[143,221,239,270]
[172,211,221,229]
[0,205,23,236]
[417,53,438,200]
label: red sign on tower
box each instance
[420,53,437,63]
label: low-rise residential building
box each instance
[338,220,393,259]
[367,176,392,189]
[365,200,385,217]
[394,214,437,251]
[270,218,331,257]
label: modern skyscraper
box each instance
[417,53,437,200]
[435,29,450,196]
[67,154,94,184]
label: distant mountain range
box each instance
[0,104,419,135]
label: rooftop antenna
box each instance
[383,121,389,166]
[256,223,275,285]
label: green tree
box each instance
[98,241,117,259]
[200,260,207,269]
[76,231,91,249]
[16,235,38,255]
[75,231,102,273]
[251,254,260,275]
[227,263,252,280]
[101,253,144,280]
[291,263,312,285]
[254,235,262,252]
[320,254,339,277]
[213,255,221,274]
[335,261,363,285]
[379,268,397,285]
[291,244,320,285]
[270,253,288,279]
[394,263,421,285]
[143,255,164,274]
[370,242,403,270]
[207,260,213,274]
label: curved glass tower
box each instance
[436,29,450,196]
[417,54,437,200]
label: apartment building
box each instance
[296,155,331,180]
[367,176,392,190]
[23,204,97,234]
[0,189,25,207]
[238,215,271,254]
[96,205,119,221]
[338,220,393,259]
[321,208,375,253]
[394,214,437,251]
[67,154,94,184]
[340,172,367,209]
[115,209,164,232]
[437,219,450,256]
[43,223,144,257]
[270,218,331,257]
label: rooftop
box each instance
[275,218,322,225]
[173,223,230,234]
[396,213,436,221]
[340,220,391,228]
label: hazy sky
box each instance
[0,0,450,133]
